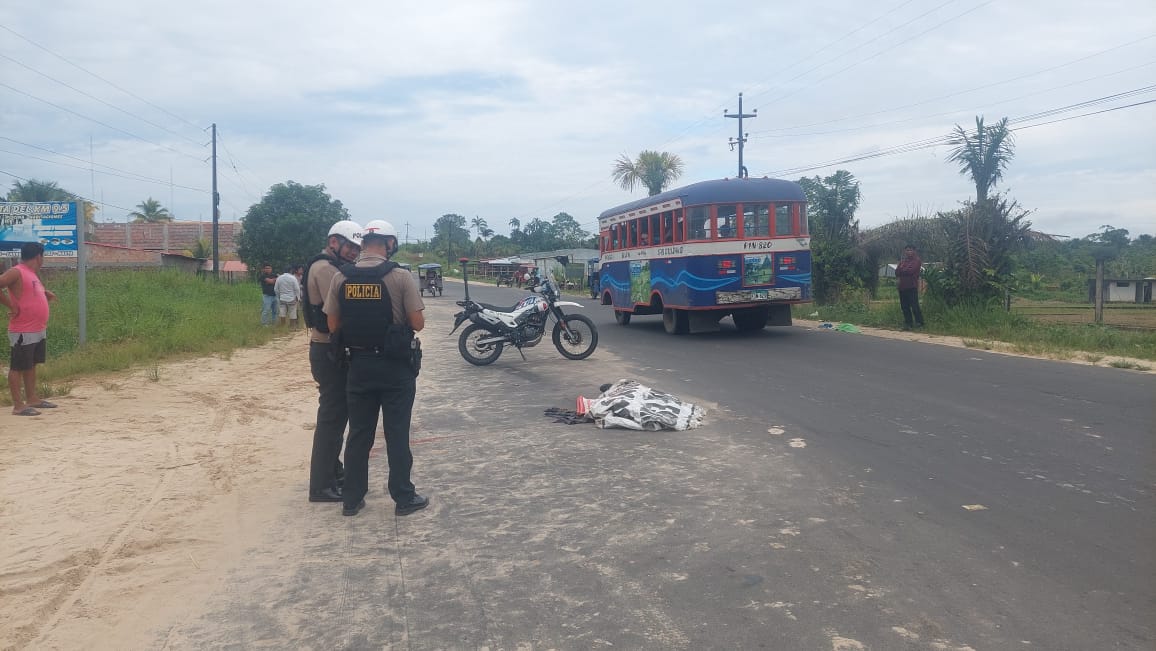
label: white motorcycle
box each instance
[450,258,598,366]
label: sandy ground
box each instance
[0,301,1147,650]
[0,335,319,650]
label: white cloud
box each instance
[1,0,1153,239]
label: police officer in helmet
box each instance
[302,219,362,503]
[323,219,428,517]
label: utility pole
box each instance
[211,123,220,280]
[724,93,757,178]
[404,221,411,245]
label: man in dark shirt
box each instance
[896,245,924,330]
[259,263,277,326]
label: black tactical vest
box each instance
[337,261,401,350]
[301,252,341,332]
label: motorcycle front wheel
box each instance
[552,314,598,360]
[459,324,504,366]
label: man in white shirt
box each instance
[274,265,302,328]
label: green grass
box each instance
[2,269,281,404]
[798,298,1156,361]
[1108,359,1150,370]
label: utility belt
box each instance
[338,328,421,375]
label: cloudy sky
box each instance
[2,0,1153,241]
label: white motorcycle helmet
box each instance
[327,220,362,262]
[327,220,363,246]
[362,219,399,255]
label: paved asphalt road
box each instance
[172,279,1153,650]
[457,280,1155,649]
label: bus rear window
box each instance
[743,204,769,237]
[689,206,712,240]
[774,204,793,236]
[800,205,809,235]
[717,205,737,238]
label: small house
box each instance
[1087,278,1154,304]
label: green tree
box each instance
[129,197,173,223]
[184,237,213,259]
[508,217,523,246]
[799,170,862,303]
[947,116,1015,203]
[521,217,558,251]
[612,150,685,196]
[924,194,1032,306]
[550,212,590,248]
[236,181,350,273]
[471,216,493,240]
[6,179,72,202]
[432,213,470,261]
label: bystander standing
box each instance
[0,242,59,416]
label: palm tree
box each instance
[129,197,173,223]
[6,178,74,202]
[946,116,1014,204]
[185,237,213,259]
[611,150,685,196]
[471,216,490,240]
[508,217,520,232]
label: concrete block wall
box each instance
[92,221,241,255]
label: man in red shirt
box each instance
[0,242,59,416]
[896,244,924,330]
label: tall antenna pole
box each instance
[211,123,220,279]
[724,93,757,178]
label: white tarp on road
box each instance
[583,379,705,431]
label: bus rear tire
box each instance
[663,308,689,335]
[733,307,769,332]
[614,310,631,325]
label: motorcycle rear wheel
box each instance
[552,314,598,360]
[459,324,504,365]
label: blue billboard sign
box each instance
[0,201,79,257]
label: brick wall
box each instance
[92,221,241,256]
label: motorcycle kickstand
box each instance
[515,345,527,361]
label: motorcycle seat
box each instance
[479,302,524,313]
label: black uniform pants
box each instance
[309,342,348,494]
[343,353,418,508]
[899,287,924,327]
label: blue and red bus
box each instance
[597,177,811,334]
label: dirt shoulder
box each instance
[793,318,1154,374]
[0,334,320,650]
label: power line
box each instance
[753,0,995,111]
[749,65,1156,140]
[649,0,928,152]
[0,82,208,164]
[0,52,206,148]
[744,0,963,105]
[0,147,212,191]
[215,129,266,201]
[0,136,210,193]
[741,0,923,101]
[1012,98,1156,131]
[755,93,1156,178]
[0,22,205,135]
[0,168,137,213]
[750,35,1156,137]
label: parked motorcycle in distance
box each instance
[450,258,598,366]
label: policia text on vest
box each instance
[332,261,421,373]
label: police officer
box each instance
[323,219,428,517]
[302,219,363,503]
